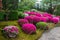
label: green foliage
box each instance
[0,12,5,20]
[2,0,18,10]
[8,11,18,20]
[2,0,18,20]
[18,0,35,12]
[54,5,60,16]
[18,12,25,18]
[36,22,48,30]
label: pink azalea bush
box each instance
[42,12,52,17]
[35,12,42,17]
[56,16,60,21]
[24,11,36,15]
[29,11,36,15]
[33,16,41,24]
[24,16,33,23]
[18,19,29,26]
[3,26,19,38]
[24,11,43,17]
[22,23,36,34]
[45,16,53,22]
[52,17,59,24]
[39,17,48,22]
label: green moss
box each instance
[0,21,55,40]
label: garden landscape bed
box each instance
[0,21,55,40]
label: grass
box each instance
[0,21,55,40]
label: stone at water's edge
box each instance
[38,27,60,40]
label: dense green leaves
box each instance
[2,0,18,10]
[18,0,35,12]
[36,22,48,30]
[8,11,18,20]
[18,12,25,18]
[0,12,5,20]
[2,0,18,20]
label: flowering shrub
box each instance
[3,26,19,38]
[35,13,42,17]
[18,19,29,26]
[22,23,36,34]
[36,22,48,30]
[24,11,36,15]
[46,16,53,22]
[39,17,48,22]
[24,16,33,23]
[56,16,60,21]
[42,12,52,17]
[24,11,43,17]
[52,17,59,24]
[33,16,41,24]
[28,11,36,15]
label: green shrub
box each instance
[18,12,25,18]
[0,12,5,20]
[18,0,35,12]
[36,22,48,30]
[8,11,18,20]
[2,0,18,10]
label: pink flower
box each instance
[22,23,36,34]
[52,17,59,24]
[43,12,52,17]
[56,16,60,21]
[33,16,41,23]
[24,16,33,23]
[39,17,48,22]
[45,16,53,22]
[3,26,19,38]
[11,27,18,33]
[18,19,29,26]
[35,12,42,17]
[29,11,36,15]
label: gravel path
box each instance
[38,27,60,40]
